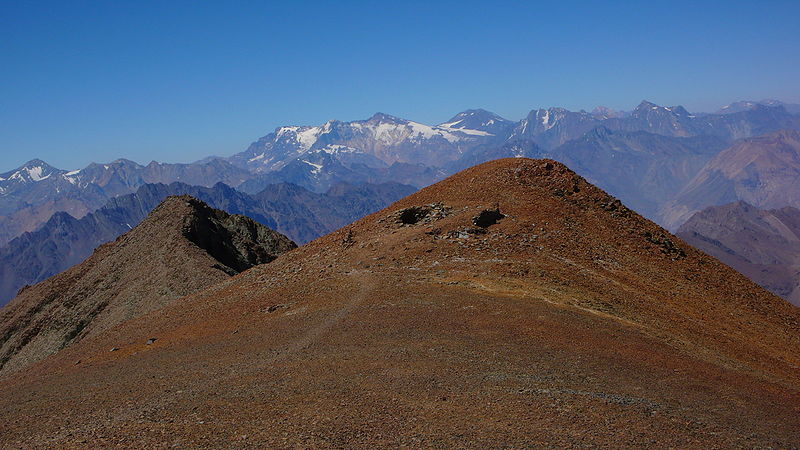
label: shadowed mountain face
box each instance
[1,159,798,447]
[0,181,415,306]
[677,201,800,306]
[0,196,296,375]
[660,130,800,230]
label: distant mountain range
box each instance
[2,98,800,311]
[227,100,800,182]
[3,99,798,244]
[661,129,800,229]
[0,158,252,246]
[717,99,800,115]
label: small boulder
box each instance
[473,208,505,228]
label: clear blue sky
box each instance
[1,0,799,170]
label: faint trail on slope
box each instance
[277,270,375,357]
[90,270,377,432]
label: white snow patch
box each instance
[439,119,464,128]
[439,121,493,136]
[277,126,300,138]
[27,166,50,181]
[295,127,322,150]
[63,170,81,185]
[301,160,323,175]
[451,127,492,136]
[320,144,359,154]
[9,166,52,182]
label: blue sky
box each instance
[1,0,799,170]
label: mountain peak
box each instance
[368,112,404,123]
[110,158,142,166]
[0,194,296,375]
[0,159,62,183]
[591,106,623,118]
[635,100,660,111]
[3,157,800,445]
[21,158,53,168]
[440,109,512,132]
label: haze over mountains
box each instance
[3,98,800,308]
[4,99,798,243]
[2,159,798,446]
[678,201,800,306]
[0,158,252,247]
[661,129,800,229]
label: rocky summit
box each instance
[0,195,295,376]
[0,159,799,447]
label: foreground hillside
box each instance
[1,159,798,447]
[0,196,295,375]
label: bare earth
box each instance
[1,158,799,447]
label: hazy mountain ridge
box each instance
[550,127,729,220]
[226,100,799,199]
[3,98,798,245]
[0,158,254,247]
[660,129,800,229]
[677,201,800,306]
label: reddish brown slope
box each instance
[1,159,799,447]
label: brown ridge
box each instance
[1,159,798,447]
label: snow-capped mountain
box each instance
[437,109,515,136]
[230,112,505,173]
[509,107,601,148]
[237,148,446,194]
[5,98,800,246]
[718,99,800,115]
[600,101,698,137]
[0,160,68,197]
[0,159,62,184]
